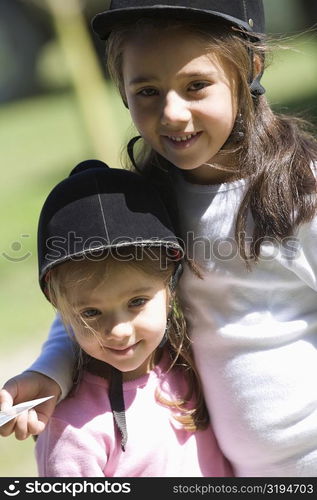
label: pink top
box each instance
[35,358,232,477]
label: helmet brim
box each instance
[92,5,264,41]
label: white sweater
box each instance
[30,173,317,477]
[174,173,317,476]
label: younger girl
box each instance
[34,159,231,477]
[2,0,317,477]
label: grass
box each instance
[263,34,317,109]
[0,34,317,477]
[0,435,38,477]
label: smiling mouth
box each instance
[168,132,199,142]
[106,342,140,354]
[164,131,202,146]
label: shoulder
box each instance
[52,371,112,426]
[153,357,190,401]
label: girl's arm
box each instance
[0,314,75,439]
[27,313,76,398]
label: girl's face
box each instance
[122,28,239,183]
[67,262,168,381]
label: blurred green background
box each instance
[0,0,316,477]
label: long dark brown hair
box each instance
[106,16,317,265]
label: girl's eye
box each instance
[81,309,101,319]
[129,297,147,308]
[137,88,158,97]
[188,81,210,92]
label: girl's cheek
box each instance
[130,106,147,124]
[127,106,141,127]
[128,97,153,119]
[72,323,99,343]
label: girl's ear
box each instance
[120,89,129,108]
[253,54,263,79]
[250,53,266,97]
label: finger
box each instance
[0,388,14,411]
[0,419,17,437]
[36,396,57,423]
[28,409,45,435]
[28,395,57,435]
[30,398,57,436]
[1,378,19,400]
[0,388,16,436]
[14,411,30,441]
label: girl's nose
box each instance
[104,315,134,340]
[160,91,191,127]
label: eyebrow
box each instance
[73,286,155,308]
[181,72,217,79]
[129,286,154,295]
[128,75,158,86]
[128,72,217,86]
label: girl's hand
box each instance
[0,372,61,440]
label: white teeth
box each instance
[169,132,198,142]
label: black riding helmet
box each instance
[38,159,183,293]
[37,159,184,451]
[92,0,265,39]
[91,0,266,96]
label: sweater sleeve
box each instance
[35,417,106,477]
[26,314,75,400]
[275,215,317,291]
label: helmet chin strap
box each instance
[250,73,266,97]
[109,367,128,451]
[84,357,128,451]
[248,47,266,97]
